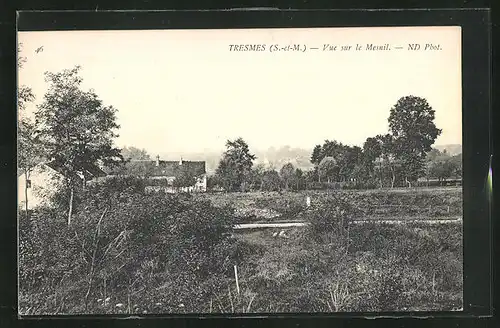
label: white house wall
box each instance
[18,164,64,210]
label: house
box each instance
[115,155,207,193]
[18,161,107,210]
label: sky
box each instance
[18,26,462,155]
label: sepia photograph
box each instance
[17,26,463,315]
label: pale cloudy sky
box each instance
[18,26,461,155]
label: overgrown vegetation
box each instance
[19,180,462,314]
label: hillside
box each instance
[156,144,461,174]
[159,146,314,174]
[433,144,462,156]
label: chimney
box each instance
[156,155,160,166]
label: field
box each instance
[19,184,463,314]
[194,187,463,312]
[195,187,463,224]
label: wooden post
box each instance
[234,265,240,296]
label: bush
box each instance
[306,192,362,240]
[19,180,238,315]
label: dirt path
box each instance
[233,217,462,229]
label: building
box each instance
[18,161,107,210]
[117,156,207,193]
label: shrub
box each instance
[306,192,362,241]
[19,180,237,315]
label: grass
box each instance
[195,187,462,223]
[229,221,462,312]
[205,187,463,312]
[19,186,463,314]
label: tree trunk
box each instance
[68,185,74,226]
[379,164,383,188]
[405,177,411,188]
[391,168,395,188]
[24,170,29,218]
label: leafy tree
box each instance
[425,151,462,185]
[450,154,462,178]
[206,174,218,191]
[279,163,295,190]
[18,44,42,216]
[388,96,441,183]
[293,168,304,190]
[121,146,151,160]
[106,147,152,176]
[310,140,344,166]
[215,138,256,192]
[362,137,382,183]
[244,163,266,191]
[18,119,44,215]
[35,66,123,225]
[310,145,323,165]
[261,169,282,191]
[318,156,338,183]
[426,148,443,162]
[304,170,317,190]
[338,146,363,182]
[376,134,398,188]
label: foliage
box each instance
[18,44,43,213]
[19,179,237,315]
[35,66,123,184]
[261,169,282,192]
[388,96,442,182]
[121,146,151,160]
[172,165,198,189]
[306,192,361,241]
[20,186,463,314]
[215,138,256,192]
[318,156,338,183]
[425,150,462,183]
[306,95,446,188]
[279,163,295,190]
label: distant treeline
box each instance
[205,146,461,192]
[207,96,461,192]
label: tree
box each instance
[215,138,256,192]
[388,96,442,183]
[376,134,398,188]
[338,145,363,182]
[304,170,316,189]
[426,151,462,185]
[426,148,443,162]
[362,137,381,183]
[246,163,266,191]
[261,169,282,191]
[318,156,338,183]
[279,163,295,190]
[310,140,346,183]
[18,44,41,217]
[35,66,123,225]
[293,168,304,190]
[450,154,462,178]
[121,146,151,160]
[310,145,323,165]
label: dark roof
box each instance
[126,160,206,177]
[46,160,107,179]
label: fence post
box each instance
[234,265,240,296]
